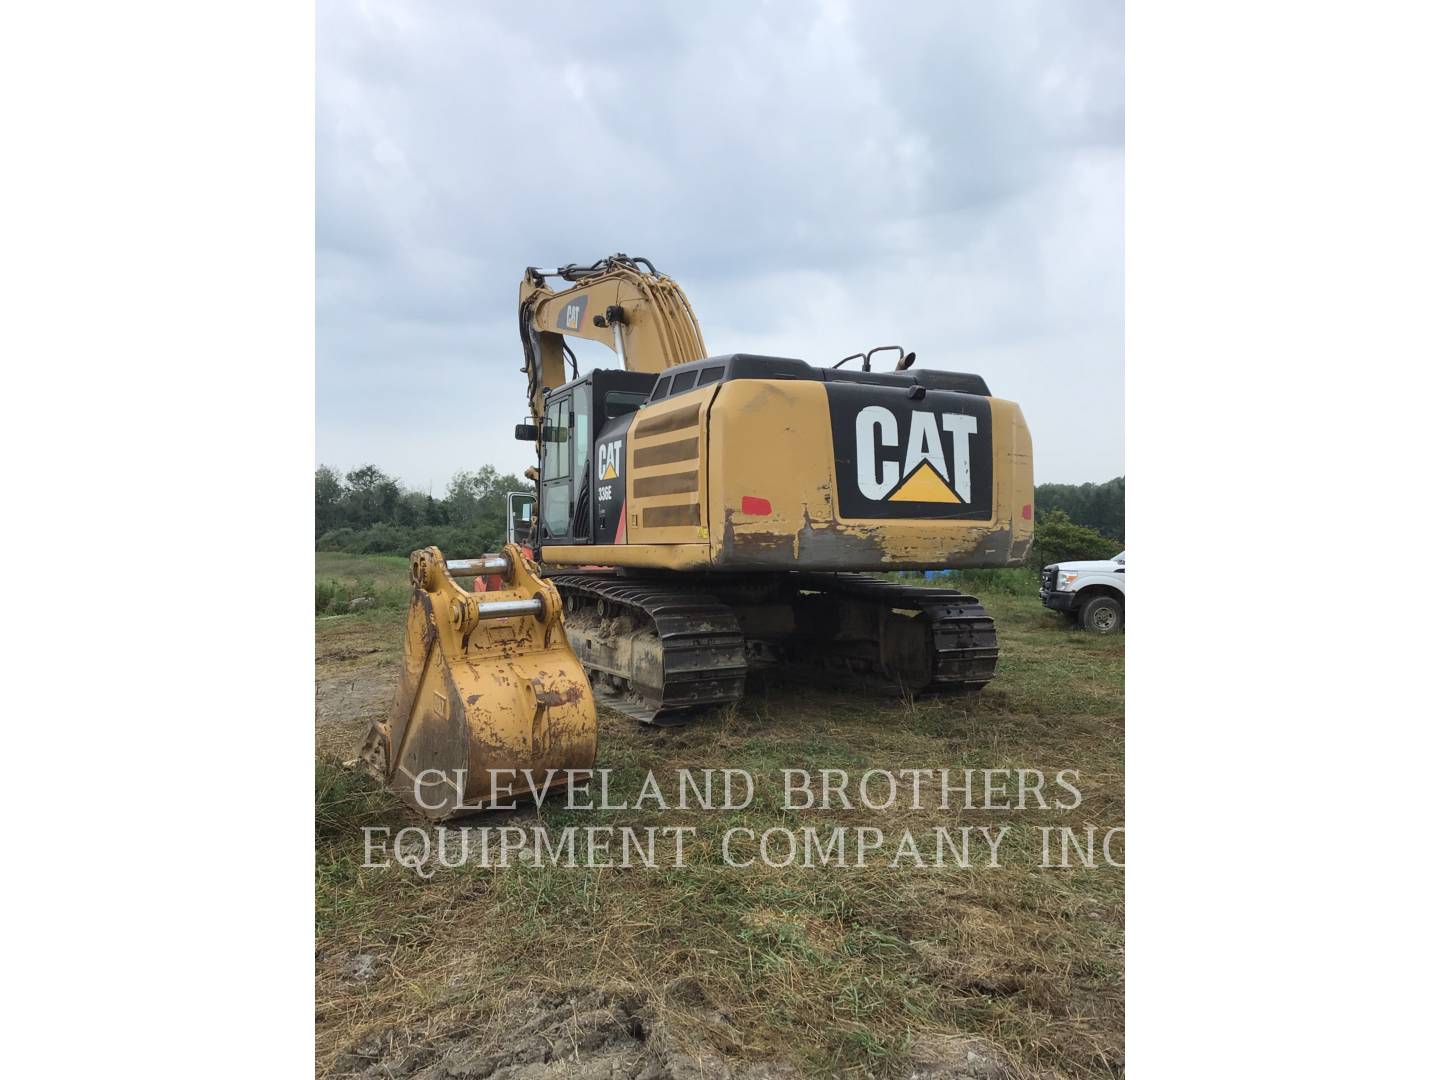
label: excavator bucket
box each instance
[356,544,596,820]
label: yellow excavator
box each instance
[359,254,1033,817]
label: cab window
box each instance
[604,391,648,420]
[542,398,570,481]
[573,387,590,482]
[541,396,571,538]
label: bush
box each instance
[315,579,347,616]
[1027,509,1121,568]
[357,524,410,555]
[895,567,1038,595]
[316,577,409,615]
[316,523,503,559]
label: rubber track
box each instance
[787,573,1000,691]
[548,574,748,723]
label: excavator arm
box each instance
[518,254,707,419]
[358,257,708,807]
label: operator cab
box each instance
[525,369,656,546]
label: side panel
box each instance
[623,384,718,547]
[708,380,1032,570]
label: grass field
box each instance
[315,553,1124,1079]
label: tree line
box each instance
[1036,476,1124,543]
[315,464,1124,566]
[1029,476,1124,567]
[316,464,531,557]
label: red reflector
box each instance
[740,496,772,515]
[1022,503,1033,520]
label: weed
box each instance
[315,756,397,840]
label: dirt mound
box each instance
[330,986,1020,1080]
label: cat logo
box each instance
[855,405,977,504]
[827,384,992,520]
[559,295,588,331]
[597,438,623,481]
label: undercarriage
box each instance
[549,571,999,724]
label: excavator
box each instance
[358,255,1033,817]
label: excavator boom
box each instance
[519,254,706,420]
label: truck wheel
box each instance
[1079,595,1123,633]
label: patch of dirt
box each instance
[906,1034,1018,1079]
[329,987,794,1080]
[315,668,395,758]
[328,988,1022,1080]
[911,940,1027,998]
[315,615,402,757]
[320,646,382,662]
[345,952,383,983]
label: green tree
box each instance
[315,466,343,537]
[444,466,530,542]
[1035,476,1124,542]
[343,465,402,527]
[423,494,446,526]
[1028,509,1122,569]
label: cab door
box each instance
[538,384,594,544]
[539,393,573,543]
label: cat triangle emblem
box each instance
[887,461,961,504]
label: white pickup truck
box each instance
[1039,551,1125,632]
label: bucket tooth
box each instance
[357,544,596,820]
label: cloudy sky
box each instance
[317,0,1123,490]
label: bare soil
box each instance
[314,616,401,759]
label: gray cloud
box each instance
[317,0,1123,490]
